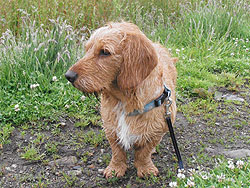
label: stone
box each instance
[68,170,82,176]
[223,94,244,102]
[214,91,223,101]
[223,149,250,158]
[205,147,250,159]
[98,169,104,174]
[11,164,17,169]
[48,156,77,167]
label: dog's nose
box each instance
[65,70,78,83]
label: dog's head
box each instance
[65,22,158,93]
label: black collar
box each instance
[128,85,171,116]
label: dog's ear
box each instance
[117,32,158,90]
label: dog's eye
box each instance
[100,49,111,57]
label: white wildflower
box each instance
[228,160,235,170]
[177,172,185,179]
[201,174,208,180]
[52,76,58,82]
[181,48,185,50]
[246,48,249,52]
[65,104,70,109]
[14,104,20,112]
[230,52,234,56]
[217,173,225,182]
[176,49,180,53]
[236,160,244,169]
[186,179,195,187]
[30,84,40,89]
[188,168,196,175]
[169,181,177,187]
[81,95,86,101]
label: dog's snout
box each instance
[65,70,78,83]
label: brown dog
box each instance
[65,22,177,178]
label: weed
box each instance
[0,124,14,146]
[21,144,45,161]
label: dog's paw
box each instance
[103,163,127,178]
[136,164,159,178]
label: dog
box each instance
[65,22,177,178]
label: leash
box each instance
[164,87,184,169]
[128,85,184,170]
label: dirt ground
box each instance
[0,81,249,187]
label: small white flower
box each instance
[176,49,180,53]
[230,52,234,56]
[14,104,20,112]
[228,160,235,170]
[228,163,235,170]
[30,84,40,89]
[236,160,244,169]
[177,172,185,179]
[169,181,177,187]
[217,173,225,182]
[52,76,58,82]
[246,48,249,52]
[181,48,185,50]
[201,175,208,180]
[188,168,196,175]
[65,104,70,109]
[81,95,86,101]
[186,179,195,187]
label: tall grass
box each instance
[0,0,249,125]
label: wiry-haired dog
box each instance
[65,22,178,178]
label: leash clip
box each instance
[165,98,172,117]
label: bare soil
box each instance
[0,82,249,187]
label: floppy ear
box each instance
[117,32,158,90]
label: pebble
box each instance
[68,170,82,176]
[98,169,104,174]
[5,167,11,171]
[48,156,77,167]
[11,164,17,169]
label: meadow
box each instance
[0,0,250,187]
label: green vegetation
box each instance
[0,0,249,187]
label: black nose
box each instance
[65,70,78,83]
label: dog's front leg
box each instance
[134,137,162,177]
[103,132,127,178]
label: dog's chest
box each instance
[114,103,141,150]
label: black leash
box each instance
[164,87,184,170]
[128,85,184,170]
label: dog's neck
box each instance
[103,63,164,114]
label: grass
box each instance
[0,0,250,187]
[169,158,250,187]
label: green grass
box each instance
[0,0,250,186]
[169,158,250,187]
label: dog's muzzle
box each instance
[65,70,78,83]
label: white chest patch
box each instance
[114,103,141,150]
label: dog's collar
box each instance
[128,85,171,116]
